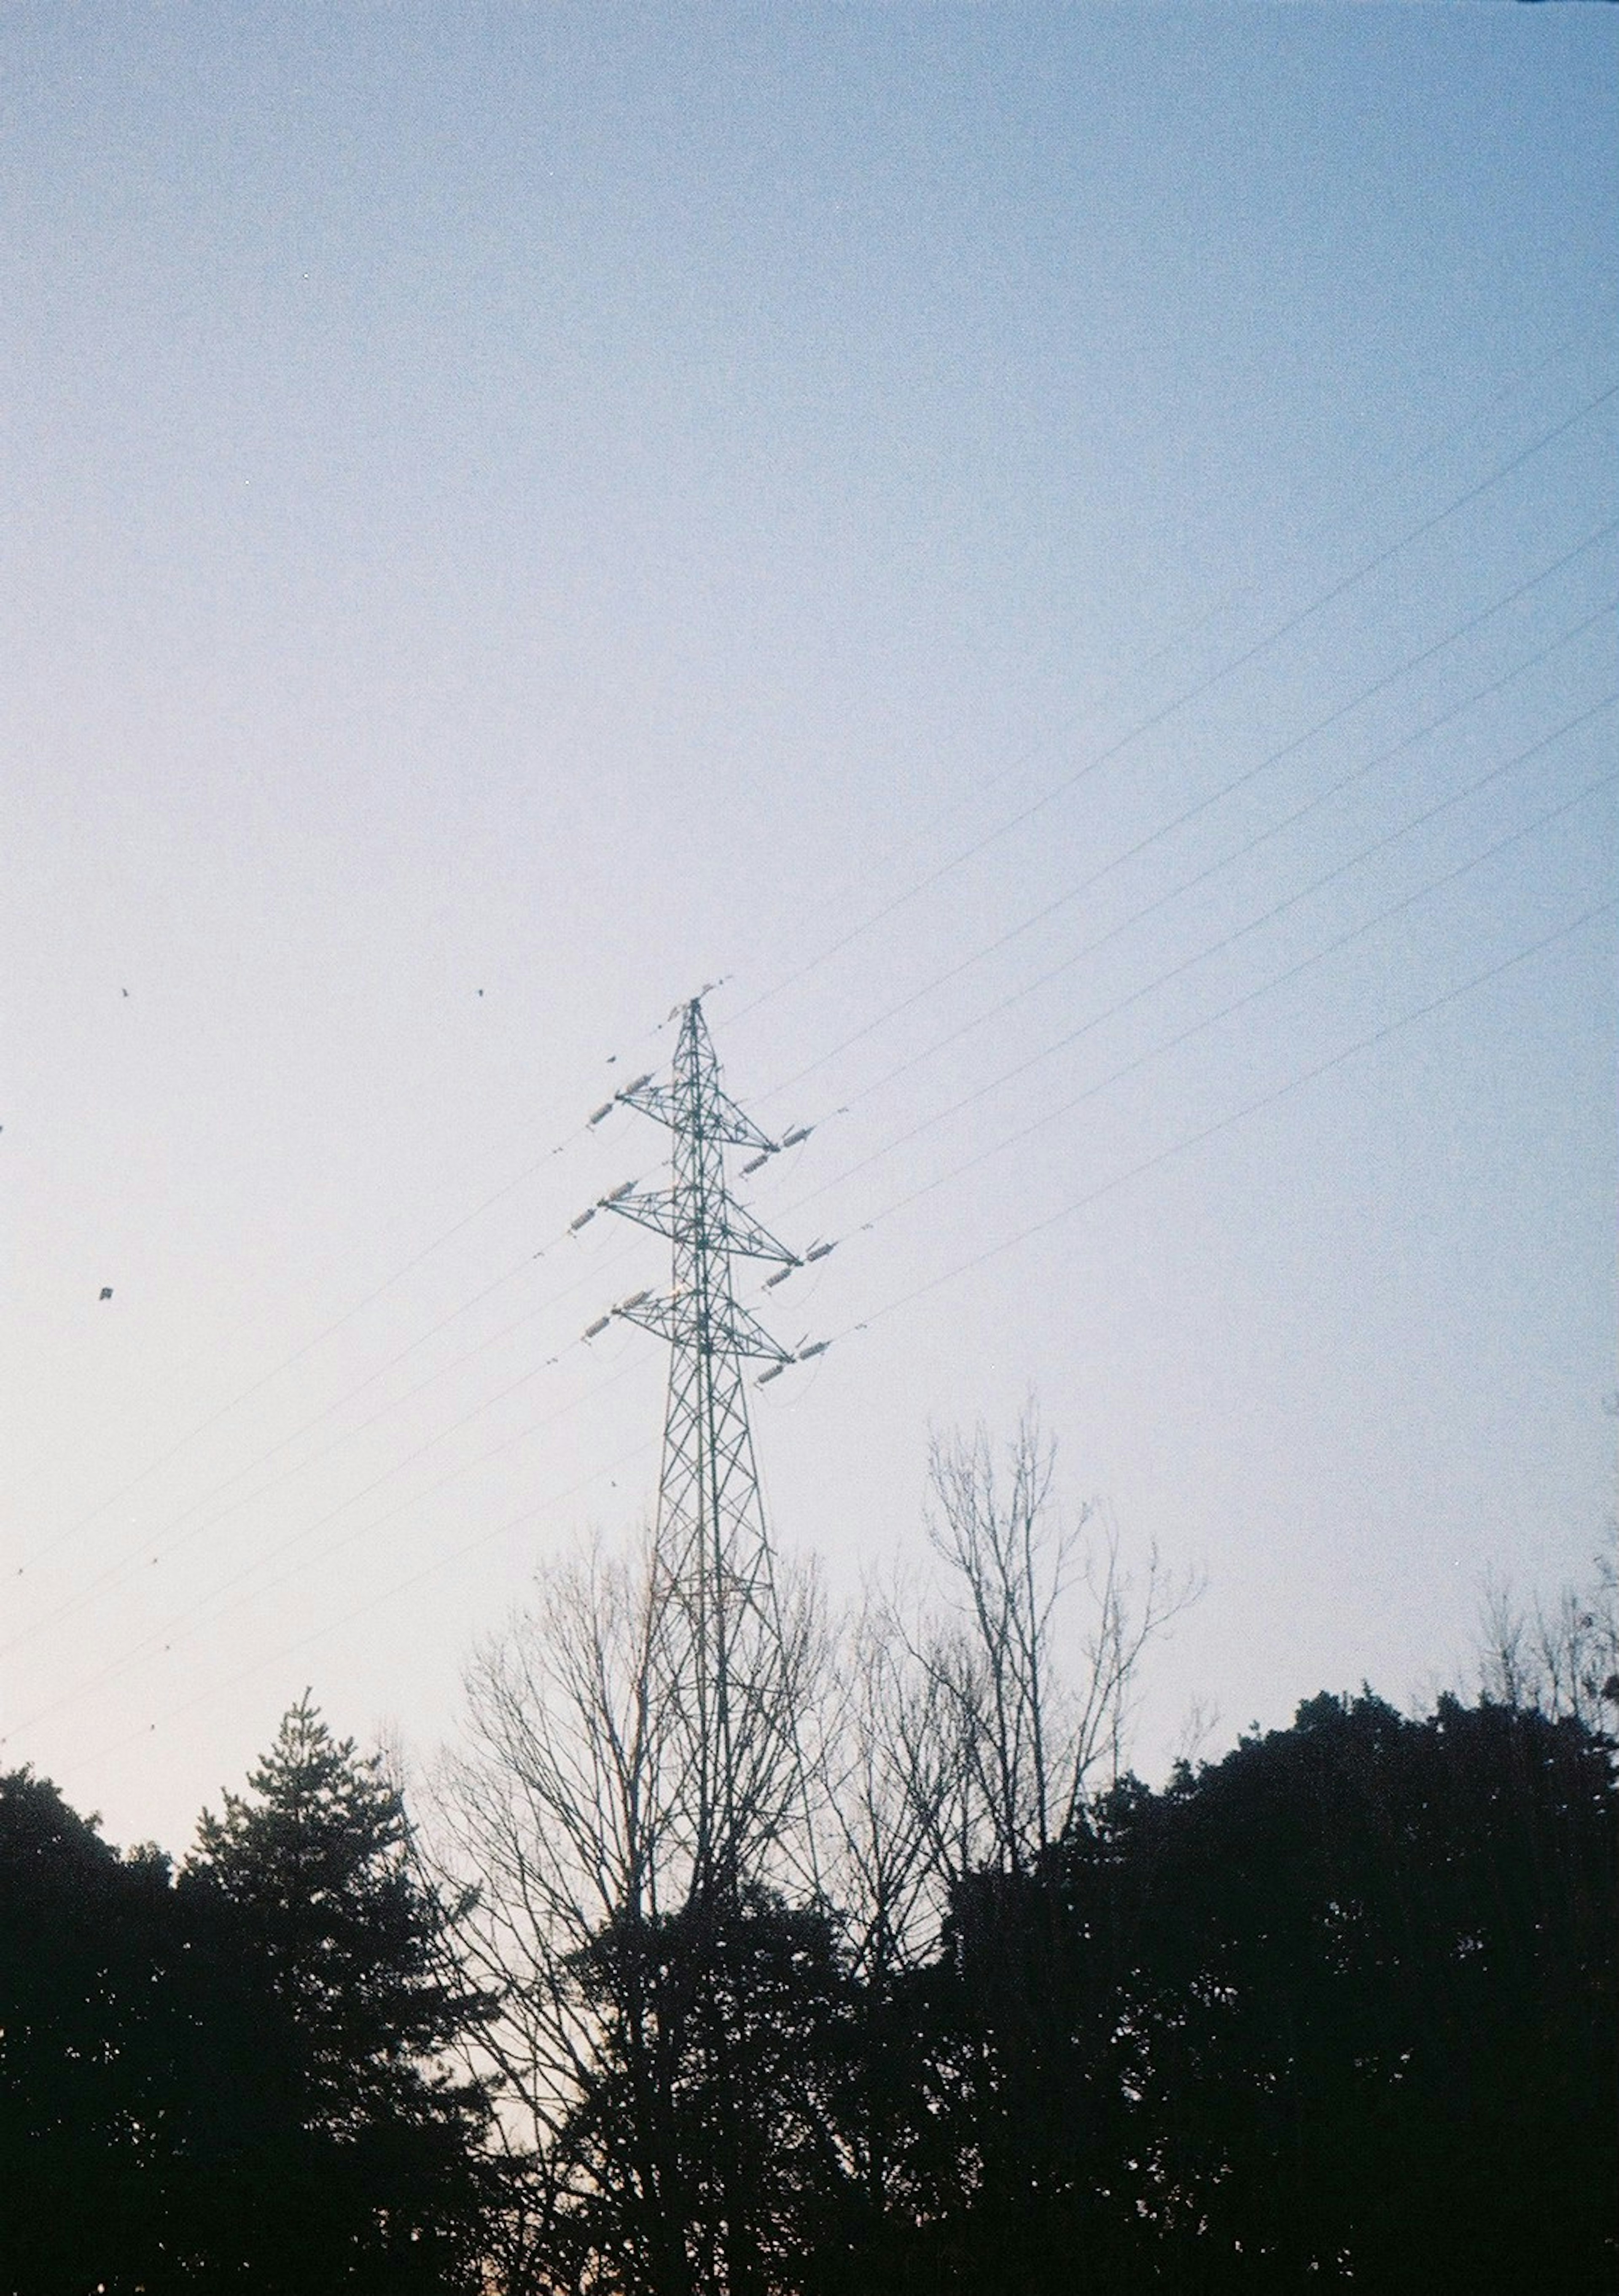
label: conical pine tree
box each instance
[187,1695,496,2290]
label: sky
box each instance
[2,3,1614,1856]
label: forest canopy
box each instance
[2,1443,1614,2293]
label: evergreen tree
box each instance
[184,1695,497,2291]
[882,1689,1619,2294]
[0,1766,288,2294]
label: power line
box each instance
[778,655,1619,1209]
[12,1019,699,1594]
[59,1425,665,1788]
[13,1111,601,1578]
[22,745,1609,1732]
[32,550,1604,1632]
[24,373,1605,1607]
[831,898,1616,1341]
[40,1017,807,1817]
[16,374,1610,1718]
[1,1213,649,1655]
[57,894,1613,1779]
[705,314,1611,999]
[0,1342,658,1750]
[722,377,1617,1033]
[831,772,1616,1262]
[19,637,1608,1704]
[17,682,1610,1696]
[757,527,1619,1109]
[16,318,1611,1813]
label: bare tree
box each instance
[435,1526,834,2292]
[1480,1552,1619,1730]
[906,1412,1200,1879]
[435,1415,1196,2288]
[433,1535,675,2285]
[818,1586,945,1984]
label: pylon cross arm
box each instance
[703,1092,777,1152]
[616,1082,680,1129]
[615,1293,794,1365]
[718,1206,799,1266]
[613,1295,683,1346]
[717,1298,796,1364]
[602,1189,678,1241]
[619,1077,775,1155]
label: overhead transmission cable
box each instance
[771,609,1618,1181]
[756,523,1619,1109]
[721,376,1617,1034]
[27,364,1607,1599]
[21,668,1612,1689]
[819,761,1617,1252]
[13,1110,606,1578]
[827,899,1616,1344]
[0,1341,660,1750]
[705,310,1614,1012]
[24,738,1612,1737]
[65,894,1615,1779]
[34,552,1606,1639]
[22,363,1609,1674]
[1,1209,651,1654]
[23,607,1610,1688]
[59,1424,665,1787]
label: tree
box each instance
[899,1690,1619,2293]
[553,1884,862,2296]
[185,1695,496,2291]
[0,1768,179,2293]
[1481,1550,1619,1728]
[0,1767,297,2294]
[1114,1691,1619,2289]
[903,1414,1199,1883]
[440,1417,1199,2292]
[441,1535,837,2293]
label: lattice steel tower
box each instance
[581,997,825,1900]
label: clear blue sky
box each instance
[3,3,1614,1851]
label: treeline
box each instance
[3,1429,1614,2293]
[0,1701,496,2293]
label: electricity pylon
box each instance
[581,996,825,1902]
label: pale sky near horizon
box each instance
[3,3,1615,1856]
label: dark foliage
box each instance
[3,1688,1611,2293]
[0,1768,279,2292]
[504,1688,1614,2293]
[877,1690,1618,2294]
[0,1699,497,2294]
[182,1696,499,2291]
[549,1882,865,2296]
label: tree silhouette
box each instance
[0,1767,281,2293]
[185,1695,497,2291]
[9,1563,1608,2292]
[549,1882,860,2296]
[1108,1690,1619,2292]
[892,1689,1619,2293]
